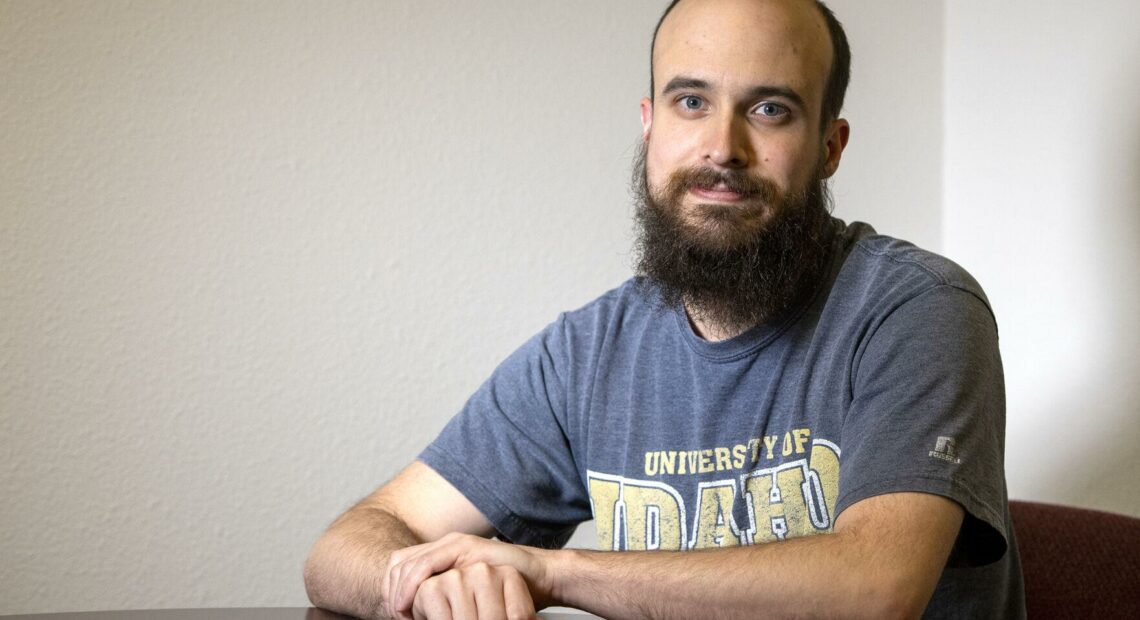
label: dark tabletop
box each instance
[0,608,600,620]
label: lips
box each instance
[671,167,774,205]
[690,184,750,202]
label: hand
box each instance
[406,563,537,620]
[383,532,554,619]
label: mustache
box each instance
[662,166,779,201]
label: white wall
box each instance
[828,0,944,251]
[1,2,649,613]
[944,0,1140,517]
[0,0,990,614]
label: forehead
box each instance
[654,0,832,100]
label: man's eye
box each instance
[756,102,788,117]
[679,96,704,110]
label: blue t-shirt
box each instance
[420,220,1025,617]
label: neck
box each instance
[683,301,753,342]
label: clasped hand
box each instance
[382,532,556,620]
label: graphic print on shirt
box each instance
[587,432,840,551]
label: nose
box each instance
[704,112,751,169]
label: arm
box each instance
[389,491,964,620]
[554,492,963,619]
[304,460,516,619]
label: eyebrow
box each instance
[661,76,712,95]
[661,76,806,110]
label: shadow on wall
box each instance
[1051,64,1140,516]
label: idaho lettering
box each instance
[590,440,840,551]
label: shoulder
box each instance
[520,278,668,388]
[556,277,665,336]
[833,222,994,322]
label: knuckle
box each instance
[385,554,403,576]
[418,573,443,594]
[412,586,444,620]
[496,564,522,580]
[467,561,492,576]
[409,557,431,579]
[505,596,535,620]
[438,568,462,587]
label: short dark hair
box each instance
[649,0,851,130]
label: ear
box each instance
[640,97,653,140]
[821,118,850,179]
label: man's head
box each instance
[633,0,852,334]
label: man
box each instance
[304,0,1025,618]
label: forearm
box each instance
[549,530,922,620]
[304,505,422,620]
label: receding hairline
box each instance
[651,0,831,94]
[647,0,849,129]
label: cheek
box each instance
[647,118,699,162]
[763,139,823,191]
[644,140,674,190]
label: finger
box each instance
[389,555,404,617]
[390,573,415,620]
[393,547,438,615]
[389,540,435,612]
[396,553,435,610]
[383,549,407,616]
[394,544,468,613]
[412,597,449,620]
[470,564,507,620]
[502,567,538,620]
[412,576,451,620]
[444,572,477,620]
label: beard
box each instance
[632,142,836,335]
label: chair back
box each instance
[1010,500,1140,618]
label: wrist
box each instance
[532,546,569,607]
[540,546,587,609]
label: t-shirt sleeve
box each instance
[838,283,1009,567]
[418,315,591,549]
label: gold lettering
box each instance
[679,451,697,474]
[692,484,741,549]
[764,435,778,459]
[714,447,732,472]
[699,449,715,473]
[644,452,658,476]
[623,484,684,551]
[732,444,747,469]
[748,438,761,463]
[587,476,621,550]
[743,465,813,544]
[773,466,811,536]
[660,451,676,475]
[793,428,811,454]
[743,473,780,544]
[809,442,841,530]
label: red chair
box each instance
[1009,500,1140,618]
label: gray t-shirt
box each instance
[420,220,1026,618]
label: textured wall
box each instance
[1,0,944,614]
[944,0,1140,517]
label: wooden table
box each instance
[0,608,601,619]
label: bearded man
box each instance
[304,0,1026,618]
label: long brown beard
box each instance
[632,142,836,334]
